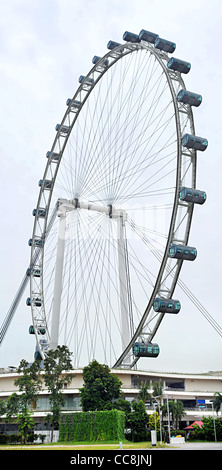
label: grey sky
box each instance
[0,0,222,372]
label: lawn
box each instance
[0,440,168,450]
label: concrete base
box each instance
[170,437,185,444]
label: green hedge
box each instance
[59,410,125,442]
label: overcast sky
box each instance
[0,0,222,373]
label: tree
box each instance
[15,359,42,409]
[174,400,185,429]
[138,382,151,405]
[162,400,185,429]
[114,398,131,427]
[43,345,73,440]
[128,400,149,442]
[5,359,42,444]
[213,392,222,415]
[162,400,175,427]
[0,400,6,419]
[79,360,122,411]
[190,416,222,441]
[152,380,164,399]
[149,411,162,434]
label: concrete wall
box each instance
[185,378,222,393]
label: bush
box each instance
[189,417,222,441]
[0,433,22,445]
[0,434,8,444]
[59,410,125,442]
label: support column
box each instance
[50,205,67,350]
[117,214,130,361]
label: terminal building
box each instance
[0,368,222,432]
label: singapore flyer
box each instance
[24,28,209,369]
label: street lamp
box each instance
[153,396,162,445]
[163,390,171,444]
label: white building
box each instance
[0,367,222,433]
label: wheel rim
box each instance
[29,40,197,368]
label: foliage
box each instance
[6,359,42,417]
[114,398,131,427]
[0,432,46,445]
[189,416,222,441]
[5,359,42,444]
[15,358,42,407]
[162,400,185,428]
[152,380,164,399]
[148,411,162,433]
[127,400,149,442]
[15,409,35,444]
[2,346,73,444]
[43,345,73,436]
[0,400,6,418]
[213,392,222,414]
[59,410,125,442]
[138,382,151,404]
[79,360,122,411]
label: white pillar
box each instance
[117,214,130,360]
[50,206,66,350]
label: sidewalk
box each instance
[168,441,222,450]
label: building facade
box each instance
[0,368,222,432]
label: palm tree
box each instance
[162,400,175,426]
[152,380,164,400]
[138,382,152,405]
[174,401,185,429]
[213,392,222,415]
[162,400,185,429]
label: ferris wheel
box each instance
[26,29,208,369]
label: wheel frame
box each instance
[29,38,197,367]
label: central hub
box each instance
[57,198,127,224]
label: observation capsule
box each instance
[78,75,94,85]
[32,208,46,218]
[28,237,43,248]
[154,37,176,53]
[167,57,191,74]
[179,187,207,205]
[34,346,42,361]
[169,244,197,261]
[34,340,47,360]
[181,134,208,151]
[153,298,181,314]
[26,297,42,307]
[107,40,124,51]
[66,98,81,109]
[133,342,160,358]
[92,56,109,66]
[29,325,46,335]
[26,268,41,277]
[46,151,61,161]
[55,123,70,134]
[38,179,52,190]
[177,89,202,107]
[123,31,140,43]
[139,29,159,44]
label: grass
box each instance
[0,440,169,450]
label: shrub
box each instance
[59,409,125,442]
[189,417,222,441]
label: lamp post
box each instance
[206,400,217,442]
[163,390,171,444]
[153,397,163,445]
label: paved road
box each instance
[169,442,222,450]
